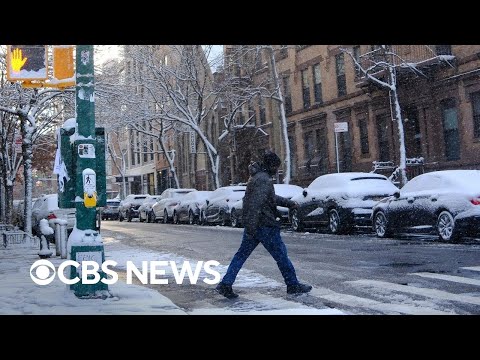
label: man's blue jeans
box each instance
[221,226,299,286]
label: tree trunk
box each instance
[388,67,408,187]
[267,47,291,184]
[5,184,13,225]
[21,117,33,235]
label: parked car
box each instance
[151,188,196,223]
[138,195,161,223]
[201,186,246,226]
[290,172,398,234]
[230,184,303,228]
[173,191,212,224]
[31,194,75,241]
[372,170,480,242]
[101,199,121,220]
[118,194,149,222]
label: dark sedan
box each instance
[372,170,480,242]
[290,172,398,234]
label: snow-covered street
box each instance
[0,236,343,315]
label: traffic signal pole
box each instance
[68,45,109,298]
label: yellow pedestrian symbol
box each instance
[11,48,27,73]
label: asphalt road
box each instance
[101,220,480,315]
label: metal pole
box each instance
[335,132,340,173]
[68,45,108,297]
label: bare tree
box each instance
[0,83,73,233]
[223,45,292,183]
[124,45,222,188]
[342,45,454,186]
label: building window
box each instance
[136,131,141,165]
[312,64,322,104]
[376,114,390,162]
[435,45,452,56]
[335,53,347,97]
[279,45,288,59]
[143,143,148,163]
[358,118,370,155]
[248,100,256,124]
[259,96,266,125]
[282,75,292,114]
[353,45,361,77]
[315,128,328,174]
[130,131,136,166]
[301,69,310,109]
[471,92,480,138]
[442,99,460,161]
[304,131,314,162]
[288,136,296,178]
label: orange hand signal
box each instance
[11,48,27,72]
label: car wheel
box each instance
[437,211,458,242]
[231,210,239,228]
[139,212,144,223]
[152,212,157,223]
[291,209,304,232]
[220,211,229,226]
[328,209,342,234]
[119,213,124,222]
[200,211,207,226]
[127,211,132,222]
[163,210,169,224]
[374,211,392,238]
[173,211,179,224]
[188,211,195,225]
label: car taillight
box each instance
[47,213,57,220]
[471,198,480,205]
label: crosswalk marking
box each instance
[412,272,480,286]
[309,288,455,315]
[461,266,480,272]
[348,279,480,306]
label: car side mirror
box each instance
[302,190,307,197]
[393,191,400,199]
[226,198,229,202]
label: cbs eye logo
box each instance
[30,260,56,285]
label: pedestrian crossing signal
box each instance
[6,45,48,81]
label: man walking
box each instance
[216,151,312,299]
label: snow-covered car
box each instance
[151,188,196,223]
[290,173,398,233]
[138,195,161,223]
[31,194,76,241]
[230,184,303,227]
[173,191,212,224]
[372,170,480,242]
[101,199,121,220]
[118,194,149,222]
[201,186,246,226]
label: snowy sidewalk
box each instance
[0,245,186,315]
[0,236,343,315]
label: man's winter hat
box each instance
[263,151,281,168]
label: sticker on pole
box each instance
[334,122,349,133]
[83,169,97,208]
[78,144,95,158]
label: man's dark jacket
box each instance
[242,162,295,237]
